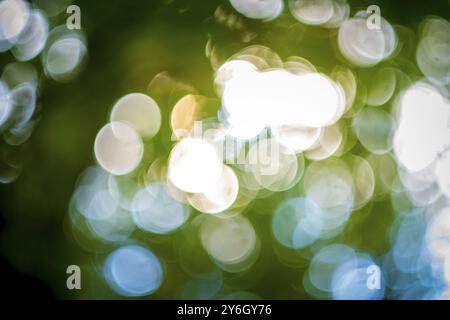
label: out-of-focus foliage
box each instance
[1,0,450,299]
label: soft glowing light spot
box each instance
[309,244,357,292]
[104,245,164,297]
[43,27,87,82]
[0,0,30,51]
[305,164,353,210]
[366,68,397,106]
[0,80,12,127]
[132,182,190,234]
[0,146,22,184]
[171,94,218,139]
[246,137,303,191]
[9,82,36,130]
[200,215,258,270]
[303,159,354,236]
[288,0,334,26]
[305,124,343,160]
[366,153,399,197]
[111,93,161,139]
[284,56,316,75]
[427,207,450,259]
[272,197,323,249]
[323,0,350,28]
[86,206,135,243]
[338,14,396,67]
[75,165,110,190]
[187,165,239,214]
[391,209,427,274]
[331,254,384,300]
[74,186,117,221]
[234,45,283,69]
[416,17,450,86]
[12,9,48,61]
[1,62,38,88]
[108,173,141,211]
[353,107,395,155]
[271,124,321,153]
[70,166,135,242]
[346,154,375,210]
[94,122,144,176]
[330,66,356,114]
[229,0,283,21]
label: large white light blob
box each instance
[168,137,224,193]
[215,59,258,96]
[222,69,268,140]
[393,82,450,172]
[265,71,343,128]
[221,66,344,140]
